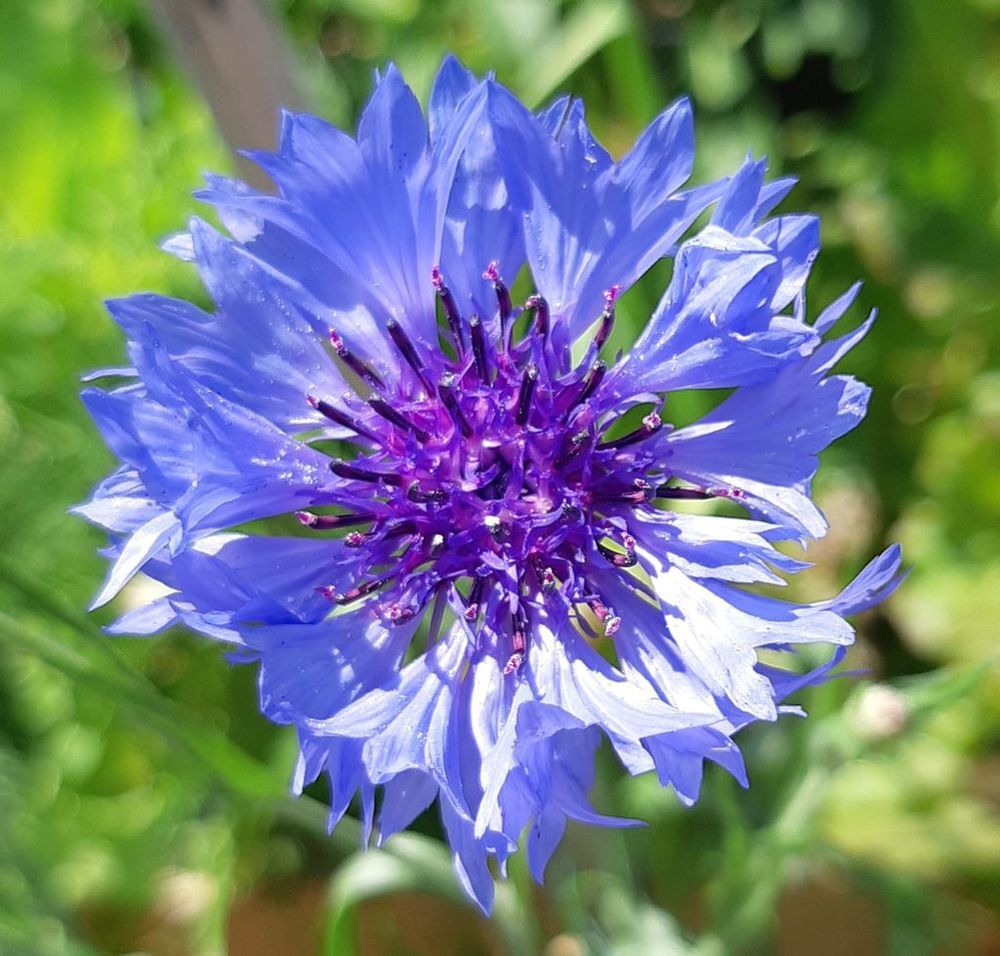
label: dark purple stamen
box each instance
[525,295,549,339]
[597,539,637,568]
[383,519,419,539]
[407,480,449,504]
[587,598,622,637]
[330,460,403,486]
[469,315,490,382]
[307,395,379,443]
[554,430,590,469]
[431,266,465,354]
[655,486,711,501]
[329,329,385,389]
[595,478,653,505]
[484,260,512,326]
[464,576,488,622]
[597,412,662,450]
[386,319,432,392]
[594,311,614,351]
[439,375,473,437]
[332,578,385,605]
[655,484,747,501]
[368,396,431,442]
[295,510,374,530]
[561,500,581,519]
[511,611,526,653]
[569,361,606,415]
[515,364,538,426]
[593,285,621,351]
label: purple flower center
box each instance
[297,263,730,670]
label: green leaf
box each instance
[514,0,632,108]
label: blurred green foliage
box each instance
[0,0,998,953]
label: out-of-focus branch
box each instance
[148,0,305,190]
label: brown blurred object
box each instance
[779,873,884,956]
[148,0,305,190]
[228,879,326,956]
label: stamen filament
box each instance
[484,260,512,327]
[329,329,385,389]
[439,375,473,437]
[515,364,538,426]
[524,295,549,340]
[386,319,433,392]
[332,578,385,605]
[295,510,374,530]
[407,481,449,504]
[431,266,465,354]
[554,430,590,469]
[368,396,431,442]
[597,412,662,450]
[470,315,490,382]
[330,461,403,486]
[565,361,606,417]
[307,395,379,443]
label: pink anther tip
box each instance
[502,651,524,676]
[642,412,662,431]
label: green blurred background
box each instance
[1,1,998,953]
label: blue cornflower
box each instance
[77,58,904,912]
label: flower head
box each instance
[78,58,904,912]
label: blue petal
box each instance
[644,726,748,806]
[638,547,853,719]
[72,467,161,535]
[249,616,416,725]
[109,229,346,434]
[105,595,178,636]
[136,534,353,640]
[661,310,876,536]
[526,803,566,883]
[618,226,818,393]
[537,96,613,175]
[632,511,809,586]
[819,544,908,616]
[475,606,712,837]
[711,155,768,233]
[428,55,478,143]
[489,84,715,343]
[377,770,439,846]
[305,625,470,815]
[611,97,694,223]
[441,798,494,915]
[89,509,183,609]
[435,85,525,323]
[753,214,820,311]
